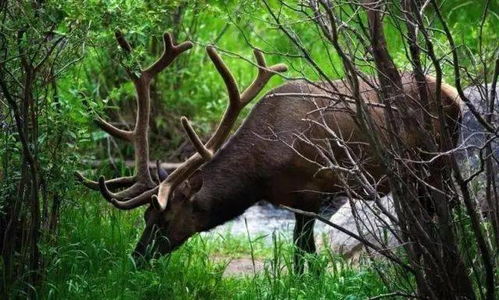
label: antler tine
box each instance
[98,176,117,202]
[144,32,194,78]
[95,117,133,141]
[152,47,287,211]
[98,175,158,204]
[74,171,135,191]
[152,187,170,210]
[115,30,132,53]
[205,48,287,151]
[181,116,213,160]
[110,186,159,210]
[206,46,241,107]
[114,30,140,80]
[153,154,203,210]
[76,31,193,210]
[240,49,288,104]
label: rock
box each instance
[457,84,498,213]
[328,196,399,260]
[458,84,498,160]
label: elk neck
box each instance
[193,130,270,232]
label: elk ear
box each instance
[188,170,203,195]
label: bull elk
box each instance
[76,31,462,273]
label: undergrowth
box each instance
[16,189,392,299]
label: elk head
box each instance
[76,30,287,261]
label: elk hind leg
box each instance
[293,213,317,274]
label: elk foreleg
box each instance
[293,213,317,274]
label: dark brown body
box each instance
[135,73,461,271]
[192,73,460,223]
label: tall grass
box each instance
[20,189,390,299]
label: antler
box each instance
[75,31,193,209]
[151,47,288,210]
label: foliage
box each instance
[36,191,388,299]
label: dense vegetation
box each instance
[1,0,497,298]
[38,193,389,299]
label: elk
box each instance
[76,31,462,273]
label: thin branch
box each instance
[281,205,414,273]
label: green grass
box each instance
[17,190,391,299]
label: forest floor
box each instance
[213,255,265,277]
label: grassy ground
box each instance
[24,190,391,299]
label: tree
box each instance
[263,0,497,298]
[0,1,83,295]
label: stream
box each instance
[206,199,347,242]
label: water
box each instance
[210,202,295,237]
[206,199,346,242]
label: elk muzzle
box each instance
[132,224,172,263]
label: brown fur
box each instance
[134,73,462,267]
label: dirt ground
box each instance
[213,256,265,277]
